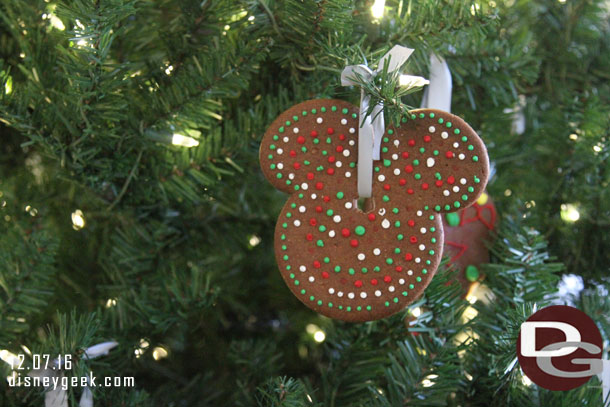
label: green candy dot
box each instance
[270,144,276,150]
[413,159,420,166]
[474,176,481,184]
[445,204,451,210]
[409,284,415,289]
[285,120,291,126]
[331,106,337,112]
[431,238,437,243]
[267,154,273,159]
[383,137,389,143]
[402,291,408,296]
[374,266,380,272]
[434,205,441,211]
[321,107,326,112]
[472,156,479,162]
[422,269,427,274]
[446,212,460,226]
[430,227,436,232]
[313,138,319,145]
[319,225,326,232]
[446,122,452,128]
[419,113,425,118]
[310,295,315,301]
[302,110,307,116]
[334,266,341,272]
[286,212,292,218]
[316,240,324,247]
[438,118,444,124]
[366,305,372,311]
[347,306,351,312]
[397,234,404,241]
[454,129,460,134]
[382,147,389,153]
[382,195,390,202]
[433,150,439,156]
[388,129,394,135]
[361,267,368,273]
[394,248,401,254]
[279,127,284,133]
[342,108,348,114]
[468,186,474,193]
[290,273,295,279]
[465,265,480,282]
[411,114,416,119]
[311,109,317,114]
[394,221,401,227]
[385,301,390,307]
[270,164,276,169]
[357,306,362,311]
[414,174,421,180]
[416,277,421,282]
[323,257,330,263]
[328,302,333,308]
[348,268,355,275]
[355,226,366,236]
[383,159,391,167]
[462,136,468,142]
[317,300,322,305]
[454,202,460,208]
[468,145,474,151]
[336,191,344,199]
[386,258,393,265]
[430,113,435,118]
[301,289,306,294]
[281,234,286,240]
[462,194,468,201]
[326,209,333,216]
[419,147,425,153]
[352,113,357,118]
[392,208,399,214]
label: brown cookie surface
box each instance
[260,99,489,322]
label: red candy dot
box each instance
[395,266,403,272]
[354,280,363,288]
[407,220,415,227]
[435,180,443,187]
[383,184,391,191]
[336,145,344,153]
[322,271,329,279]
[307,172,315,180]
[350,239,358,248]
[297,136,305,144]
[315,206,322,213]
[310,130,318,138]
[408,139,416,147]
[446,151,454,159]
[339,134,346,141]
[315,182,324,190]
[383,276,392,283]
[327,128,334,135]
[313,261,321,268]
[423,135,431,143]
[306,233,313,241]
[327,168,335,175]
[328,156,336,163]
[402,152,409,159]
[405,165,414,173]
[290,150,297,157]
[422,183,429,190]
[368,213,376,221]
[293,163,301,170]
[409,236,418,244]
[323,196,330,203]
[341,228,351,237]
[309,218,317,226]
[447,176,455,184]
[399,178,407,186]
[405,253,413,261]
[407,188,414,194]
[371,279,378,285]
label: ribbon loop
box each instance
[341,45,424,198]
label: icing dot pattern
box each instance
[260,99,489,322]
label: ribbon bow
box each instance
[341,45,428,198]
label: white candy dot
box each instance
[426,157,435,167]
[392,154,398,160]
[299,206,306,213]
[443,190,450,196]
[338,291,344,297]
[460,178,467,185]
[453,186,460,192]
[333,215,341,223]
[348,292,355,299]
[360,292,367,299]
[293,127,299,134]
[378,208,386,216]
[416,210,423,217]
[357,253,365,261]
[283,137,289,142]
[373,248,381,255]
[316,117,323,124]
[420,227,427,234]
[349,140,355,146]
[415,257,421,263]
[345,202,353,209]
[343,150,350,157]
[328,288,335,294]
[378,174,386,182]
[349,128,355,134]
[341,118,347,125]
[288,173,294,180]
[277,148,283,155]
[301,183,308,190]
[277,163,284,169]
[294,220,301,227]
[407,270,413,276]
[388,286,395,293]
[419,244,425,250]
[345,172,351,178]
[453,142,459,148]
[399,278,405,285]
[429,126,436,133]
[459,153,465,160]
[441,131,449,139]
[309,276,315,282]
[299,265,306,272]
[393,168,401,175]
[394,140,400,147]
[310,193,317,199]
[329,230,336,238]
[382,219,390,229]
[375,290,382,297]
[336,161,342,167]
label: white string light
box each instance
[371,0,386,19]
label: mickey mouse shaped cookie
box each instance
[260,99,489,322]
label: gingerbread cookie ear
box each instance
[260,100,359,195]
[376,109,489,212]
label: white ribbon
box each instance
[25,341,119,407]
[420,53,452,112]
[341,45,423,198]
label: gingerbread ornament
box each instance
[443,192,497,292]
[260,99,489,322]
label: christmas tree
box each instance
[1,0,609,406]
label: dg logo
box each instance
[517,305,604,391]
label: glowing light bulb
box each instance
[249,235,261,247]
[105,298,117,308]
[172,134,199,147]
[313,330,326,343]
[411,307,421,317]
[560,203,580,223]
[71,209,85,230]
[152,346,168,360]
[422,374,438,387]
[371,0,386,19]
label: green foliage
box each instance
[0,0,608,406]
